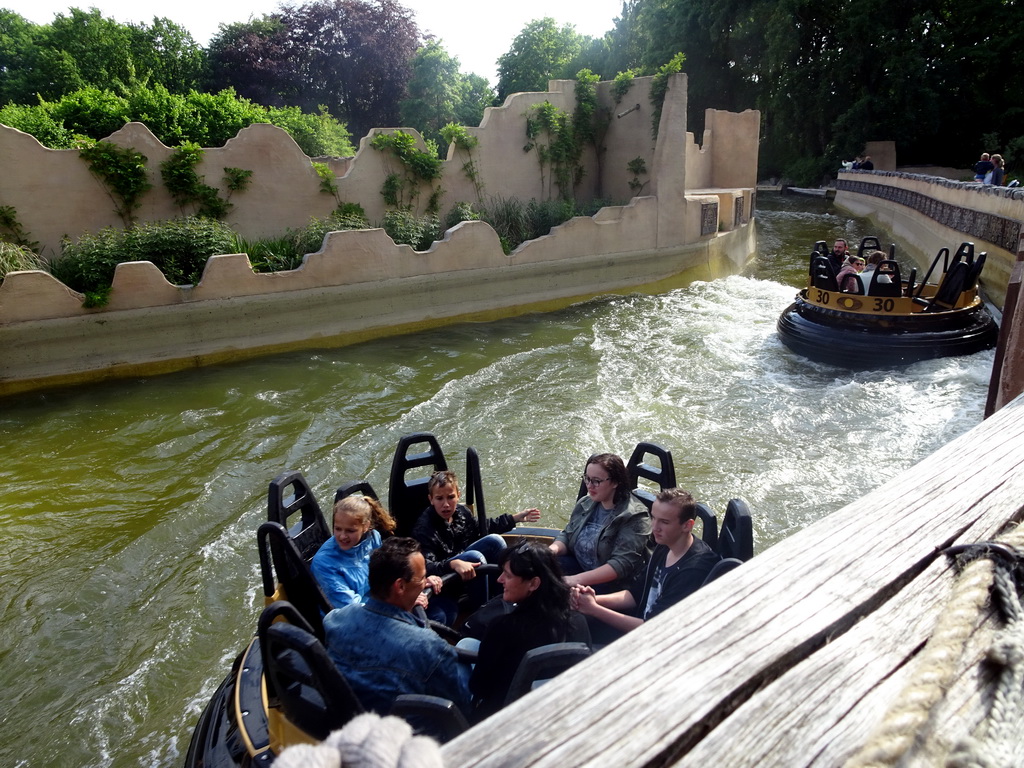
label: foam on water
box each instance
[0,195,995,766]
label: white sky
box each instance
[2,0,625,84]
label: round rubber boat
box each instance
[777,290,998,368]
[777,239,999,369]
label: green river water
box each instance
[0,193,995,767]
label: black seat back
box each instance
[856,236,881,259]
[334,480,380,505]
[718,498,754,561]
[389,695,469,743]
[964,251,987,291]
[505,642,592,705]
[923,260,970,311]
[463,446,489,537]
[625,442,676,510]
[811,256,839,291]
[916,246,951,296]
[267,470,330,562]
[694,502,720,553]
[867,259,902,297]
[259,601,363,742]
[258,521,333,639]
[389,432,448,537]
[701,557,744,586]
[904,267,917,298]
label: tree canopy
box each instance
[2,0,1021,180]
[399,41,496,149]
[495,18,593,101]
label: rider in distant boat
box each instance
[826,239,849,275]
[837,255,867,292]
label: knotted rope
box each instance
[273,713,444,768]
[845,527,1024,768]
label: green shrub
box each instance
[526,197,577,239]
[1,84,352,156]
[282,212,371,262]
[381,210,441,251]
[0,241,46,281]
[49,217,237,302]
[49,87,131,139]
[444,201,480,231]
[0,103,76,148]
[477,196,530,254]
[266,105,355,157]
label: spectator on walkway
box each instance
[975,152,994,181]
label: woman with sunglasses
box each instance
[548,453,651,592]
[469,542,590,719]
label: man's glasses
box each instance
[581,475,609,486]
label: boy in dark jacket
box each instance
[411,470,540,619]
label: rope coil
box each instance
[273,713,445,768]
[845,527,1024,768]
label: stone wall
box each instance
[0,74,761,395]
[1,74,758,258]
[835,170,1024,308]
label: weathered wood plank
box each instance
[442,394,1024,767]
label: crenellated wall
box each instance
[835,171,1024,308]
[0,74,760,395]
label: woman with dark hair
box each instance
[549,453,651,591]
[469,542,590,719]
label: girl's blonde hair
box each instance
[332,495,396,535]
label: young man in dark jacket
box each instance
[571,488,719,642]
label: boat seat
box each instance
[258,521,333,640]
[913,260,970,312]
[504,642,592,705]
[717,499,754,561]
[259,605,364,742]
[811,256,839,292]
[463,446,490,538]
[694,502,720,553]
[388,432,449,537]
[267,470,330,562]
[964,251,987,291]
[260,600,468,745]
[625,441,677,511]
[856,236,881,259]
[866,260,902,297]
[389,695,469,743]
[701,557,744,586]
[334,480,379,505]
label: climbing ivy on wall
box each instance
[78,140,153,227]
[612,70,637,105]
[440,123,484,202]
[523,69,611,201]
[650,53,686,140]
[160,142,252,219]
[369,130,443,213]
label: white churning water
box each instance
[0,193,993,767]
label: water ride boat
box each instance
[777,238,999,368]
[183,433,754,767]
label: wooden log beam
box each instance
[442,393,1024,767]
